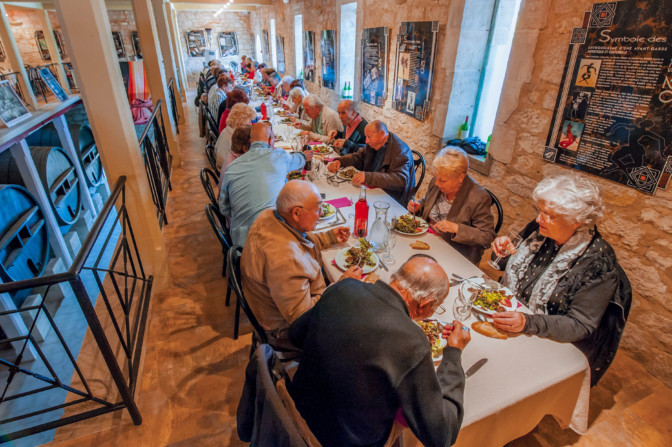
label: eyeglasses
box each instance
[296,204,322,216]
[534,205,563,223]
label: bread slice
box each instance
[471,321,508,340]
[410,241,430,250]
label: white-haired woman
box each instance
[215,103,257,170]
[408,146,496,264]
[274,75,294,99]
[491,173,630,386]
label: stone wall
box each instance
[108,10,139,60]
[4,9,58,67]
[176,10,255,86]
[251,0,672,386]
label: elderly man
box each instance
[327,120,415,205]
[219,122,313,246]
[286,87,310,124]
[208,75,234,122]
[289,255,470,446]
[326,99,368,155]
[242,180,361,351]
[294,94,343,143]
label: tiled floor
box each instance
[44,94,671,447]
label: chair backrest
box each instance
[200,167,219,207]
[205,204,232,250]
[204,104,219,137]
[485,188,504,234]
[276,379,322,447]
[411,150,426,195]
[227,245,268,345]
[205,143,220,178]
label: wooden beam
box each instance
[171,3,258,11]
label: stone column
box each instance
[36,9,70,94]
[151,0,185,124]
[0,4,38,109]
[54,0,169,289]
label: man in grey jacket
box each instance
[295,94,343,143]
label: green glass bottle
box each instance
[458,116,469,139]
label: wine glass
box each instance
[382,230,397,264]
[354,218,367,240]
[488,232,523,270]
[453,286,472,320]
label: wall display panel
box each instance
[35,31,51,61]
[39,67,68,102]
[131,31,142,59]
[185,30,207,57]
[321,30,336,90]
[276,36,286,74]
[361,27,389,108]
[54,30,66,59]
[392,21,439,122]
[543,0,672,194]
[0,80,30,127]
[262,30,270,64]
[0,40,5,62]
[112,31,126,59]
[303,31,316,82]
[218,32,239,58]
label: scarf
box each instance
[502,226,594,314]
[345,114,363,140]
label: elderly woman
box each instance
[218,88,250,133]
[215,103,257,169]
[274,75,294,99]
[408,146,495,264]
[491,173,630,386]
[218,126,252,184]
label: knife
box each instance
[378,258,389,272]
[466,358,488,378]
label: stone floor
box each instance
[42,94,671,447]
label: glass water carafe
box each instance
[368,201,390,251]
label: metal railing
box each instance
[25,66,49,103]
[0,176,152,442]
[167,77,179,135]
[138,99,173,226]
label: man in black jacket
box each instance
[289,256,470,447]
[327,120,416,205]
[327,99,368,155]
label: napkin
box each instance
[325,197,352,208]
[428,227,437,235]
[308,141,323,145]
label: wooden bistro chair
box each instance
[411,150,426,196]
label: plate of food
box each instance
[287,170,305,180]
[417,319,447,361]
[312,145,333,154]
[394,214,429,235]
[319,203,337,220]
[459,278,518,315]
[334,239,379,274]
[336,167,358,181]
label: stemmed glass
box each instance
[381,216,397,264]
[488,232,523,270]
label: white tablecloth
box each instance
[274,123,591,447]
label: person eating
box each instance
[327,120,415,205]
[407,146,495,264]
[326,99,368,155]
[293,94,343,143]
[490,173,631,386]
[215,103,256,173]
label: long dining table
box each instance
[268,116,592,446]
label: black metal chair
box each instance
[205,105,220,139]
[411,150,426,196]
[200,167,219,207]
[205,204,233,306]
[227,245,267,343]
[205,143,220,178]
[485,188,504,234]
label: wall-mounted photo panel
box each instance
[112,31,126,59]
[0,80,31,127]
[185,30,207,57]
[262,30,270,64]
[54,30,66,59]
[35,30,51,61]
[303,31,316,82]
[39,67,68,102]
[218,32,239,57]
[321,30,336,90]
[276,36,286,74]
[361,27,389,108]
[131,31,142,59]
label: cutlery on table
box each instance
[465,358,488,378]
[378,258,389,272]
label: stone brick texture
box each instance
[176,10,255,86]
[251,0,672,387]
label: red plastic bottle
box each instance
[260,102,267,120]
[230,70,234,81]
[354,185,369,238]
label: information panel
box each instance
[321,30,336,90]
[544,0,672,194]
[361,27,389,108]
[304,31,316,82]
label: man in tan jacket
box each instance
[241,180,361,351]
[294,94,344,143]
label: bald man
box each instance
[219,122,314,246]
[241,180,361,352]
[327,120,416,205]
[289,255,470,446]
[326,100,368,155]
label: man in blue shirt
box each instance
[219,122,313,245]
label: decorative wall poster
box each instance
[262,30,270,64]
[131,31,142,59]
[54,30,66,58]
[392,21,439,121]
[218,32,239,57]
[321,30,336,89]
[303,31,316,82]
[35,31,50,61]
[39,67,68,102]
[544,0,672,194]
[276,36,286,73]
[0,80,31,127]
[0,40,5,63]
[185,30,206,57]
[361,27,389,107]
[112,31,126,59]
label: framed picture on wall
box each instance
[0,80,31,127]
[262,30,270,63]
[303,31,316,82]
[54,30,66,58]
[39,67,68,102]
[185,30,207,57]
[321,30,336,90]
[276,36,286,74]
[0,40,6,63]
[361,27,389,108]
[35,30,51,61]
[218,32,239,57]
[131,31,142,59]
[112,31,126,59]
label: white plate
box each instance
[459,278,518,315]
[311,144,334,155]
[394,215,429,235]
[334,246,379,274]
[417,319,448,362]
[319,203,337,221]
[336,167,358,181]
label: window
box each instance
[270,19,278,69]
[339,2,357,96]
[255,34,263,63]
[294,14,303,78]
